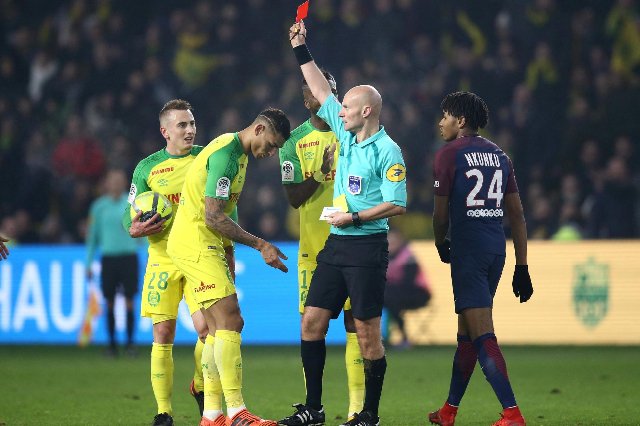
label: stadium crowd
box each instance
[0,0,638,244]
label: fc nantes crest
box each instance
[573,257,609,328]
[386,163,406,182]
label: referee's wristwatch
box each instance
[351,212,363,228]
[312,170,324,182]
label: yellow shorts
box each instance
[170,252,235,308]
[299,259,351,314]
[140,259,200,319]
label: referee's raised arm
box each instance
[289,21,332,105]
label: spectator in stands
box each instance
[586,157,638,238]
[384,229,431,349]
[52,114,105,182]
[0,0,638,242]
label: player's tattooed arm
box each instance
[205,197,261,248]
[204,197,289,272]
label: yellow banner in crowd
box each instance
[397,241,640,345]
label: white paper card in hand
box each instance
[320,206,342,221]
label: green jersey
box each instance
[279,120,339,262]
[167,133,248,259]
[123,146,203,263]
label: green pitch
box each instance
[0,345,638,425]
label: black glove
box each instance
[436,239,451,264]
[512,265,533,303]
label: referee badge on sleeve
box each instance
[385,163,406,182]
[348,175,362,195]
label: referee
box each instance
[86,168,140,357]
[285,21,408,426]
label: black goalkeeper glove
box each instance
[436,239,451,264]
[512,265,533,303]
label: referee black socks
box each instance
[301,339,326,411]
[363,356,387,415]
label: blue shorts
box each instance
[450,252,505,314]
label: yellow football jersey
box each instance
[168,133,247,259]
[279,120,339,262]
[124,146,203,263]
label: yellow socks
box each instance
[345,332,365,416]
[193,337,205,392]
[214,330,244,412]
[151,343,174,415]
[202,334,223,416]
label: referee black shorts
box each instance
[305,233,389,320]
[100,254,139,301]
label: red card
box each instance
[296,0,309,22]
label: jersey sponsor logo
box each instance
[128,183,137,203]
[216,177,231,197]
[166,192,181,204]
[304,170,336,181]
[304,151,315,160]
[434,180,440,188]
[298,140,320,149]
[385,163,406,182]
[282,161,294,182]
[348,175,362,195]
[151,166,174,176]
[195,281,216,293]
[466,208,503,218]
[158,178,168,187]
[229,193,240,204]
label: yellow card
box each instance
[333,194,348,212]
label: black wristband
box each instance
[293,44,313,66]
[352,212,362,228]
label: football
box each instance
[129,191,173,226]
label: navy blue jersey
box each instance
[433,136,518,255]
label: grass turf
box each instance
[0,345,638,425]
